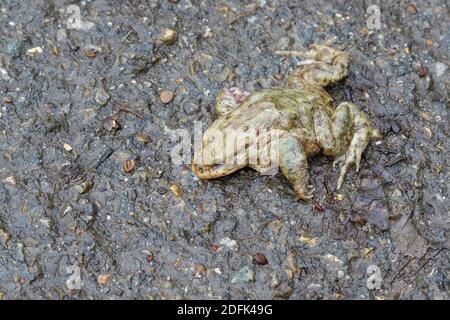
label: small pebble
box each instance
[84,48,98,58]
[102,117,119,132]
[160,90,174,104]
[95,87,111,106]
[5,40,23,58]
[434,62,448,77]
[203,28,214,38]
[194,264,206,277]
[146,253,154,263]
[299,235,317,247]
[27,47,43,56]
[52,47,60,55]
[270,274,280,288]
[253,253,268,265]
[97,274,111,285]
[162,280,173,289]
[170,183,182,197]
[217,6,229,14]
[423,126,433,139]
[407,4,417,15]
[231,266,255,284]
[123,160,136,174]
[418,65,427,77]
[136,133,150,143]
[63,143,73,152]
[74,181,94,194]
[4,176,17,185]
[421,112,431,121]
[0,229,11,244]
[159,28,178,45]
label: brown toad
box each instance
[192,44,378,200]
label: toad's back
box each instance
[219,85,335,132]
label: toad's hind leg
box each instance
[314,102,372,190]
[283,44,349,88]
[278,135,314,200]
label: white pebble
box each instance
[434,62,448,77]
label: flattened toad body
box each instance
[192,45,377,200]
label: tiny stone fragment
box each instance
[160,90,174,104]
[407,4,417,15]
[423,127,433,139]
[102,117,120,132]
[299,235,317,247]
[418,65,427,77]
[136,133,150,143]
[0,229,11,244]
[231,266,255,284]
[3,176,17,185]
[194,264,206,278]
[434,62,448,77]
[97,274,111,285]
[123,160,136,174]
[4,40,23,58]
[253,252,268,265]
[270,273,280,288]
[95,87,111,106]
[63,143,73,152]
[145,252,154,263]
[27,47,43,56]
[74,181,94,194]
[170,183,182,197]
[162,280,174,289]
[159,28,178,45]
[85,48,98,58]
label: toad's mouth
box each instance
[191,162,243,179]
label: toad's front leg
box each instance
[278,135,314,200]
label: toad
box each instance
[192,44,378,200]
